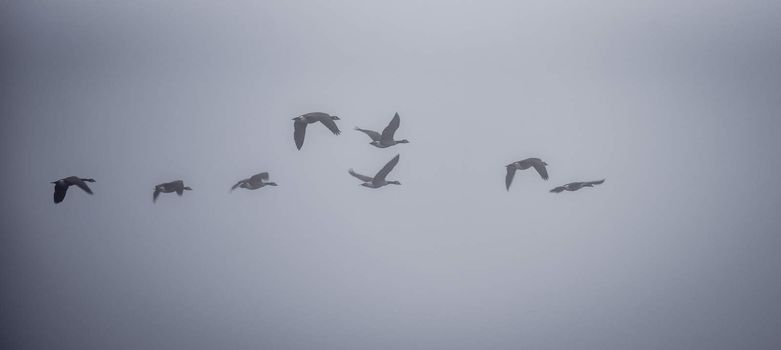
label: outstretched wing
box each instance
[505,167,516,191]
[302,112,330,118]
[231,180,245,191]
[585,179,605,186]
[374,154,400,181]
[532,162,549,180]
[319,118,341,135]
[294,121,307,150]
[354,127,381,141]
[53,185,67,203]
[348,169,373,182]
[73,179,93,195]
[381,113,400,141]
[250,172,269,183]
[550,186,566,193]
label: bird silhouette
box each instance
[231,172,277,191]
[51,176,95,203]
[355,113,409,148]
[292,112,341,150]
[349,154,402,189]
[550,179,605,193]
[153,180,192,203]
[505,158,549,191]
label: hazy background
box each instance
[2,1,780,349]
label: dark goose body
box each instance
[550,179,605,193]
[231,172,277,191]
[52,176,95,203]
[349,154,402,189]
[153,180,192,202]
[505,158,549,191]
[292,112,341,150]
[355,113,409,148]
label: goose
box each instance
[349,154,401,189]
[354,113,409,148]
[231,172,277,191]
[506,158,549,191]
[51,176,95,203]
[292,112,341,150]
[550,179,605,193]
[153,180,192,203]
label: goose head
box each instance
[397,139,409,144]
[388,181,401,185]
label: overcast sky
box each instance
[2,1,780,349]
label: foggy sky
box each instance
[2,1,780,349]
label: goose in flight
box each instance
[349,154,401,189]
[293,112,341,150]
[153,180,192,203]
[51,176,95,203]
[355,113,409,148]
[231,172,277,191]
[506,158,549,191]
[550,179,605,193]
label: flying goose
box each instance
[292,112,341,150]
[231,172,277,191]
[153,180,192,203]
[355,113,409,148]
[51,176,95,203]
[506,158,549,191]
[550,179,605,193]
[349,154,401,188]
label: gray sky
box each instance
[2,1,780,349]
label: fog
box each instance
[2,1,780,349]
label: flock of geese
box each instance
[51,112,604,203]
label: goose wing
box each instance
[294,120,307,150]
[302,112,330,118]
[532,161,549,180]
[374,154,400,181]
[354,127,381,141]
[53,184,68,203]
[585,179,605,186]
[231,179,246,191]
[349,169,373,182]
[162,180,184,195]
[73,179,93,195]
[505,166,517,191]
[250,172,269,183]
[381,113,400,141]
[319,118,341,135]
